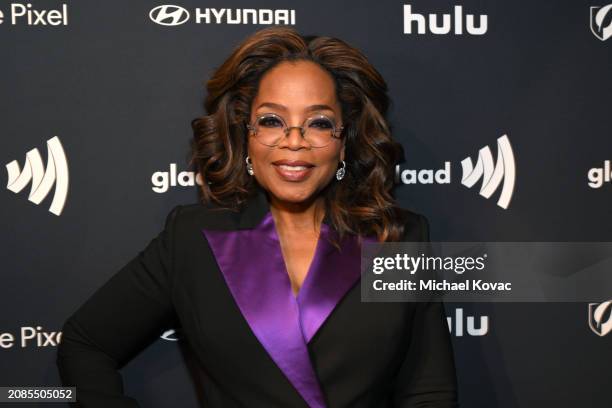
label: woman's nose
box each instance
[279,126,310,149]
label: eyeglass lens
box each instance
[253,114,337,147]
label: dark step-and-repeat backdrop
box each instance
[1,1,611,407]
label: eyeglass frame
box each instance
[245,112,345,148]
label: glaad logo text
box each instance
[403,4,487,35]
[395,135,516,209]
[151,163,203,193]
[588,160,611,188]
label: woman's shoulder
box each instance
[167,202,240,232]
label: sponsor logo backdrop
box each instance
[1,0,611,407]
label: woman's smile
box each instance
[272,159,315,182]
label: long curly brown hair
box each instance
[190,26,408,242]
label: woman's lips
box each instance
[272,163,314,181]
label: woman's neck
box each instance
[267,194,325,235]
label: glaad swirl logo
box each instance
[461,135,516,209]
[590,3,612,41]
[588,300,612,336]
[149,5,190,26]
[5,136,69,216]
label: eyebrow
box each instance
[255,102,336,113]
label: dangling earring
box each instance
[246,156,254,176]
[336,160,346,180]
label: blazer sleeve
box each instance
[391,214,459,408]
[56,205,182,408]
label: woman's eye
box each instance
[309,119,333,129]
[258,116,283,128]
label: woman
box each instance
[57,26,458,407]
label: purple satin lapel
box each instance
[296,225,376,343]
[202,212,325,407]
[202,211,375,408]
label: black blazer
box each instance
[56,187,458,407]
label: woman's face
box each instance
[248,60,345,205]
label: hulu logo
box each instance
[403,5,487,35]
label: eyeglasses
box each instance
[246,113,344,148]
